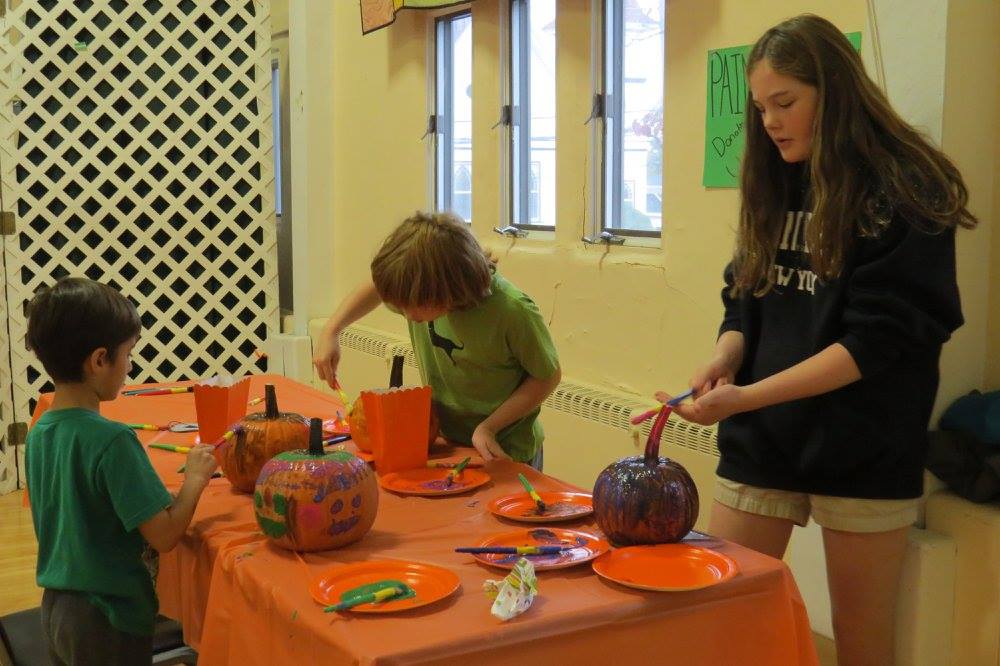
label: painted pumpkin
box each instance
[254,418,379,551]
[219,383,309,493]
[592,406,699,545]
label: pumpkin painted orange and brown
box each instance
[592,406,699,545]
[218,384,309,493]
[254,418,378,551]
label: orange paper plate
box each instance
[310,560,460,613]
[488,491,593,523]
[469,527,610,571]
[379,467,490,496]
[592,544,739,592]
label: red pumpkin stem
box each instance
[264,384,279,419]
[308,417,324,455]
[643,406,672,464]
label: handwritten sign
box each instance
[703,32,862,188]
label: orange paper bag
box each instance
[361,386,431,473]
[194,377,251,444]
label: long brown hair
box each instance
[734,14,977,296]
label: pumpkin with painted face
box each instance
[219,383,309,493]
[592,406,699,545]
[254,418,379,551]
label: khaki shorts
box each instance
[715,477,919,533]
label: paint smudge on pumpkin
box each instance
[330,499,344,515]
[297,503,324,530]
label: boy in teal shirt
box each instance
[314,211,560,467]
[25,278,217,665]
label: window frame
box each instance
[507,0,555,232]
[433,9,473,223]
[593,0,664,240]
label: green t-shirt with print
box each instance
[407,272,560,462]
[26,408,173,636]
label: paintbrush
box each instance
[455,545,572,555]
[444,456,471,487]
[209,426,242,448]
[150,443,192,454]
[323,585,404,612]
[427,460,484,469]
[629,389,695,425]
[517,472,546,514]
[122,386,194,397]
[323,434,352,446]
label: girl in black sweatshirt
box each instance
[662,15,977,666]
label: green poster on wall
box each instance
[703,32,861,188]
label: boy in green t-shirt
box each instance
[314,211,561,467]
[25,278,217,665]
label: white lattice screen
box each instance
[0,0,278,491]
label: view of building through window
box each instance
[511,0,556,229]
[605,0,664,234]
[436,12,473,222]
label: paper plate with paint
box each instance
[310,560,460,613]
[379,467,490,496]
[592,544,738,592]
[488,491,593,523]
[469,527,610,571]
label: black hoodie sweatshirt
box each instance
[716,199,964,499]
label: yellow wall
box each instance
[988,3,1000,390]
[327,0,872,402]
[939,0,999,401]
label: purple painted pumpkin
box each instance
[254,418,378,552]
[592,407,699,545]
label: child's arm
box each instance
[472,368,562,461]
[138,445,218,553]
[672,343,860,425]
[314,279,383,389]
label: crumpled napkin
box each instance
[483,557,537,620]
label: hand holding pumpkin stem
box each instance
[670,384,748,426]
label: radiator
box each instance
[330,323,721,533]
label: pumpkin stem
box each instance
[264,384,279,419]
[389,355,404,388]
[644,406,672,464]
[308,417,324,455]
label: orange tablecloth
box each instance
[33,375,818,665]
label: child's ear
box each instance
[85,347,111,372]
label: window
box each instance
[509,0,556,229]
[598,0,664,236]
[435,12,473,222]
[453,163,472,221]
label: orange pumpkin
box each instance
[254,418,378,551]
[218,383,309,493]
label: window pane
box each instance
[511,0,555,228]
[606,0,664,234]
[435,13,473,223]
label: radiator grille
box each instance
[338,325,719,457]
